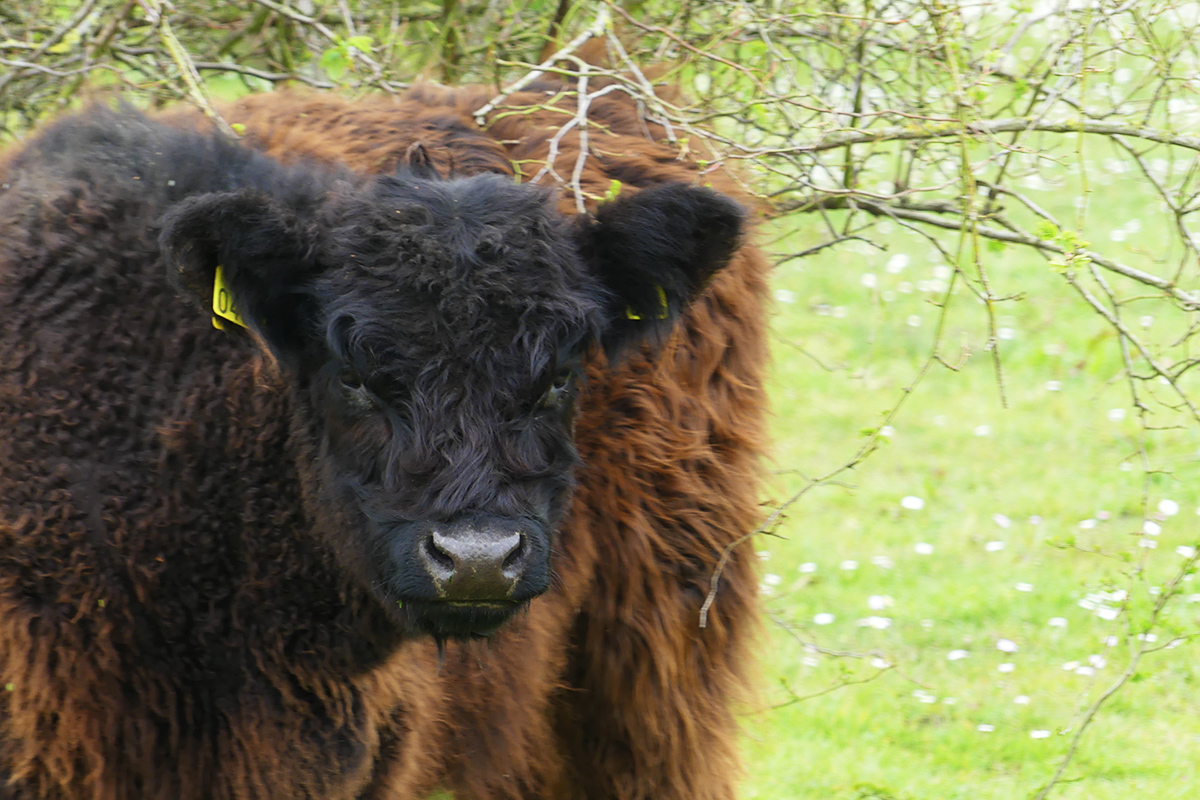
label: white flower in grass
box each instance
[914,691,937,704]
[1143,520,1162,536]
[1139,539,1158,549]
[1167,638,1184,649]
[1176,546,1197,559]
[1078,598,1097,611]
[993,513,1012,529]
[773,289,796,304]
[886,254,910,273]
[1088,655,1107,668]
[1014,695,1030,705]
[1079,519,1097,530]
[870,657,891,669]
[1097,606,1120,621]
[1046,380,1063,391]
[1015,582,1034,592]
[985,541,1006,552]
[1188,594,1200,603]
[1102,635,1120,647]
[914,542,935,555]
[998,663,1015,673]
[1107,408,1126,422]
[813,613,835,626]
[879,425,895,438]
[1030,730,1051,739]
[871,555,895,569]
[1075,665,1095,677]
[801,656,820,667]
[1137,633,1158,642]
[974,424,991,437]
[868,594,894,610]
[857,616,892,629]
[901,495,925,510]
[840,560,859,571]
[947,649,969,661]
[861,273,878,288]
[996,639,1019,653]
[906,315,923,328]
[977,724,995,733]
[799,562,817,574]
[762,573,782,586]
[1048,617,1067,628]
[757,550,772,561]
[1140,315,1154,329]
[1159,499,1180,516]
[998,327,1016,340]
[1062,661,1080,671]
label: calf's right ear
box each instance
[574,183,745,358]
[159,190,320,365]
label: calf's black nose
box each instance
[419,524,527,601]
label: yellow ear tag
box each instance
[211,265,246,330]
[625,285,670,321]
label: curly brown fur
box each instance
[0,79,768,800]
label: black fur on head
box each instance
[159,138,744,639]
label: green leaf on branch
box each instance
[318,35,375,81]
[319,47,350,80]
[1034,221,1059,240]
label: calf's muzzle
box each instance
[417,516,533,602]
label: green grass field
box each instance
[741,161,1200,798]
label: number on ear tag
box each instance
[212,265,246,329]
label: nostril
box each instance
[501,533,526,571]
[425,533,456,572]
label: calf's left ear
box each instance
[575,183,745,357]
[159,190,320,365]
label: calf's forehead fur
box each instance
[317,173,605,393]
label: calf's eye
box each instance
[539,370,574,410]
[339,368,374,408]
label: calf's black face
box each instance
[161,162,743,639]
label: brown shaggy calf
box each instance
[0,79,767,800]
